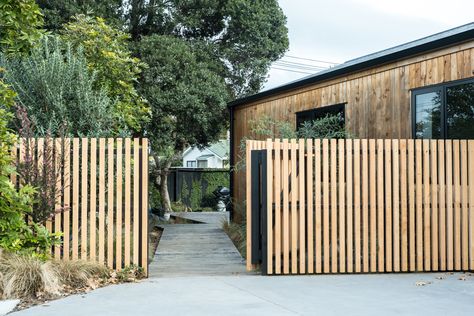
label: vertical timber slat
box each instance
[116,139,123,270]
[267,139,274,274]
[81,138,88,260]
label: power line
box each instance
[274,61,327,71]
[277,59,328,69]
[271,67,312,75]
[284,55,339,65]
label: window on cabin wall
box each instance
[197,160,208,168]
[413,78,474,139]
[186,161,196,168]
[295,103,346,130]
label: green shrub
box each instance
[201,172,229,207]
[180,179,189,202]
[0,36,116,137]
[0,0,45,55]
[297,113,349,139]
[149,182,162,210]
[190,180,202,211]
[116,264,145,282]
[177,172,229,210]
[61,15,150,133]
[0,76,60,256]
[171,201,188,212]
[235,113,349,172]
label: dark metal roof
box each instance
[228,22,474,108]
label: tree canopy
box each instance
[37,0,289,97]
[36,0,123,30]
[0,0,45,55]
[135,34,230,212]
[136,34,229,153]
[61,15,150,132]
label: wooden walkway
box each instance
[148,212,247,277]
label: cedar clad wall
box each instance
[232,41,474,217]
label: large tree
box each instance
[36,0,289,212]
[135,35,229,212]
[128,0,289,97]
[36,0,123,30]
[37,0,289,97]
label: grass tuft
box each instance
[0,250,109,300]
[54,260,109,288]
[0,252,49,299]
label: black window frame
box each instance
[295,103,346,130]
[411,77,474,139]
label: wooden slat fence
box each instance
[247,138,474,275]
[11,138,149,274]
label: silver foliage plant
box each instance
[0,36,120,137]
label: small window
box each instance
[186,161,196,168]
[414,88,442,138]
[413,78,474,139]
[197,160,208,168]
[296,103,345,130]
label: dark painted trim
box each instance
[250,150,262,265]
[168,167,229,173]
[228,24,474,109]
[411,77,474,139]
[294,102,346,116]
[229,107,235,221]
[260,150,268,276]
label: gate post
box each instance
[250,150,268,275]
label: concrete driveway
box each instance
[12,273,474,316]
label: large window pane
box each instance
[415,91,442,138]
[446,82,474,139]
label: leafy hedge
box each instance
[177,171,229,211]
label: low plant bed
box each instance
[148,226,163,262]
[0,250,145,312]
[222,221,246,257]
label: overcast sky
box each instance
[263,0,474,90]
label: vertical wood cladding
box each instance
[232,42,474,219]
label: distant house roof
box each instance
[182,139,230,159]
[228,22,474,109]
[207,140,229,159]
[196,154,214,160]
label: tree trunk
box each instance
[129,0,144,40]
[152,150,183,214]
[159,163,172,213]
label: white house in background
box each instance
[182,140,229,169]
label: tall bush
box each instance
[0,36,115,137]
[14,105,65,223]
[61,15,150,133]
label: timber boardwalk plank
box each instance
[149,213,247,277]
